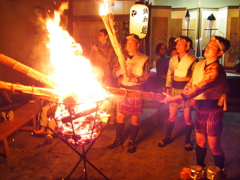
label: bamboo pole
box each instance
[0,80,60,103]
[0,54,165,103]
[104,86,165,102]
[100,4,126,69]
[0,79,165,103]
[0,54,58,88]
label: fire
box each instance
[54,103,109,146]
[99,0,112,16]
[45,7,110,104]
[44,3,112,145]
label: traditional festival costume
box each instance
[113,52,149,115]
[109,41,149,153]
[159,36,198,151]
[180,36,230,170]
[181,60,228,136]
[166,53,198,108]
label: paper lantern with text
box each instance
[129,3,149,39]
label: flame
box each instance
[45,6,110,104]
[44,3,112,145]
[99,0,112,16]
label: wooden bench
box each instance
[0,101,41,158]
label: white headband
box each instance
[174,37,191,46]
[126,35,139,43]
[210,36,226,52]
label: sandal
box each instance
[220,168,227,179]
[45,134,53,144]
[127,142,137,153]
[185,142,193,151]
[158,138,171,147]
[107,139,123,149]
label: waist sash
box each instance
[197,100,221,108]
[172,81,188,89]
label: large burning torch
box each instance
[99,0,126,70]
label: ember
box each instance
[54,102,108,146]
[53,94,109,146]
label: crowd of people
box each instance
[33,29,231,177]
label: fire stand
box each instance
[47,101,110,180]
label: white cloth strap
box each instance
[174,53,196,77]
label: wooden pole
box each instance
[104,86,165,102]
[0,54,164,103]
[100,4,126,70]
[0,79,165,103]
[0,54,58,88]
[0,80,60,103]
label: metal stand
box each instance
[47,102,110,180]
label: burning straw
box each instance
[99,0,126,69]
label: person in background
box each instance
[167,37,177,56]
[153,42,167,67]
[33,102,57,144]
[155,43,169,93]
[90,29,117,123]
[187,38,195,56]
[161,36,230,175]
[153,45,178,126]
[90,28,116,87]
[107,34,150,153]
[169,47,178,57]
[158,36,198,151]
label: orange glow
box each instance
[99,0,112,16]
[44,4,110,144]
[45,8,110,104]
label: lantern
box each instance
[185,10,190,29]
[207,13,216,29]
[129,1,149,39]
[206,13,216,37]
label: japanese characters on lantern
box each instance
[129,4,149,39]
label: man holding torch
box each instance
[158,36,198,151]
[107,34,150,153]
[161,36,230,172]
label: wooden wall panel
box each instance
[170,19,182,38]
[227,17,239,64]
[73,22,105,58]
[151,17,168,64]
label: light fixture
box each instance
[185,10,190,29]
[129,0,149,39]
[206,13,216,37]
[207,13,216,29]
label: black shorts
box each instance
[195,103,224,137]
